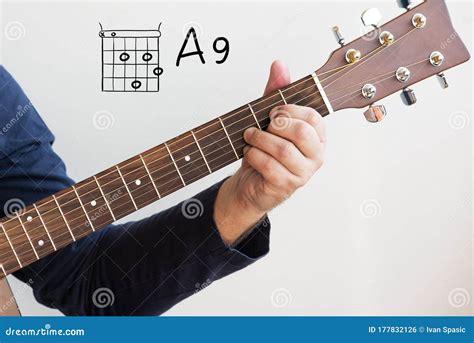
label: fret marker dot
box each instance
[91,200,97,207]
[185,155,191,162]
[27,216,33,222]
[135,179,141,186]
[38,240,44,247]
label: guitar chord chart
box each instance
[99,24,163,92]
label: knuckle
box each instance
[314,154,325,168]
[294,122,311,141]
[276,141,292,159]
[261,155,274,174]
[288,177,302,189]
[250,129,263,144]
[305,108,320,126]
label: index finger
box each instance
[270,105,326,144]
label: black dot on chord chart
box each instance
[142,52,153,62]
[111,32,116,37]
[131,80,142,89]
[119,52,130,62]
[153,67,163,76]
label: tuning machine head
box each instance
[361,8,382,28]
[397,0,413,10]
[363,104,387,123]
[401,88,417,106]
[332,26,345,46]
[436,73,449,88]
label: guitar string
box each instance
[305,58,428,108]
[317,59,427,99]
[321,27,417,91]
[0,22,425,260]
[0,50,430,256]
[0,55,429,255]
[0,58,428,265]
[0,26,416,231]
[0,92,339,269]
[0,58,411,235]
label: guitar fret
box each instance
[191,130,212,174]
[72,185,95,231]
[52,195,76,241]
[247,103,261,130]
[93,176,117,221]
[16,213,39,260]
[33,204,56,251]
[0,223,22,268]
[311,72,334,114]
[164,142,186,186]
[115,165,138,210]
[278,89,288,105]
[0,264,6,277]
[218,117,239,160]
[139,154,161,198]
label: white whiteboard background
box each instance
[0,0,472,316]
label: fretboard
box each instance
[0,73,329,277]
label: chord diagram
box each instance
[99,24,163,92]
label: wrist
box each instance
[214,176,266,245]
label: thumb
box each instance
[263,60,291,96]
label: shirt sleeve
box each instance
[0,65,271,316]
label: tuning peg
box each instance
[401,87,417,106]
[363,104,387,122]
[332,26,345,46]
[361,8,382,28]
[396,0,412,10]
[437,73,449,88]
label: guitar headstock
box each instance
[317,0,470,121]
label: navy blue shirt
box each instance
[0,66,270,315]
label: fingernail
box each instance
[244,127,257,141]
[243,146,250,154]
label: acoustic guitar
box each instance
[0,0,470,315]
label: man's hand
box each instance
[214,60,326,244]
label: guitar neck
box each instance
[0,73,330,277]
